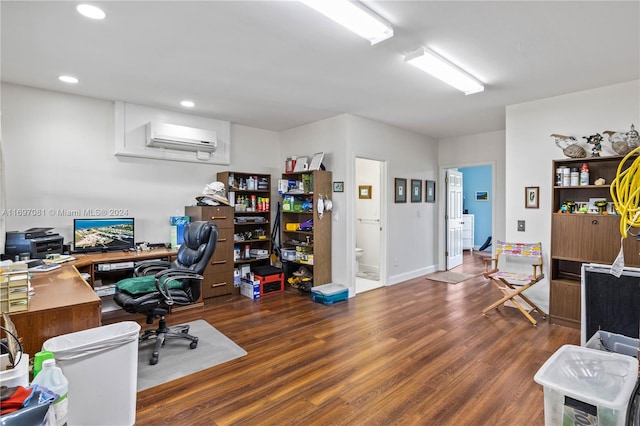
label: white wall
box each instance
[1,83,280,245]
[280,114,438,291]
[505,79,640,311]
[438,130,506,267]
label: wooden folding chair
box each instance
[482,241,547,326]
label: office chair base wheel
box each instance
[190,339,198,349]
[150,355,159,365]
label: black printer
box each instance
[5,228,64,259]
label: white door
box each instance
[446,170,463,269]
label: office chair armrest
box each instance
[134,260,171,276]
[154,269,204,305]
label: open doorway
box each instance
[354,157,385,294]
[443,164,494,269]
[459,165,493,256]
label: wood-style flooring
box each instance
[132,251,580,425]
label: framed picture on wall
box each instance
[411,179,422,202]
[333,181,344,192]
[525,186,539,209]
[359,185,372,199]
[475,191,489,201]
[425,180,436,203]
[395,178,407,203]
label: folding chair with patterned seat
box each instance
[482,241,547,326]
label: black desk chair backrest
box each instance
[170,221,218,301]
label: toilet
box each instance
[355,247,364,273]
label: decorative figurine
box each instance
[595,200,608,214]
[627,124,640,149]
[603,129,633,155]
[583,133,603,157]
[551,134,586,158]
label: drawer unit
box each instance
[185,205,235,299]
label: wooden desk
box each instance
[69,248,179,322]
[4,265,101,357]
[70,247,178,281]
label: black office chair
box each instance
[114,221,218,365]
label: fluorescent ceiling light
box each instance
[58,75,79,84]
[300,0,393,45]
[405,47,484,95]
[77,4,106,20]
[180,100,195,108]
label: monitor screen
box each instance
[73,218,135,252]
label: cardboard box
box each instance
[240,278,260,300]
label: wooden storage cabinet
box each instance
[549,154,640,328]
[185,205,235,299]
[281,170,332,286]
[549,278,582,329]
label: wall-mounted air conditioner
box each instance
[145,121,217,153]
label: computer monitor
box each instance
[73,218,135,253]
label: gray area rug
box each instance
[137,319,247,391]
[425,271,477,284]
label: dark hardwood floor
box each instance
[133,251,580,425]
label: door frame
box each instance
[350,153,388,292]
[438,161,496,270]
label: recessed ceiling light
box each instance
[58,75,79,84]
[77,4,106,20]
[180,100,195,108]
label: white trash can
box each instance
[42,321,140,426]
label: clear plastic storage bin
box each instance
[534,344,639,426]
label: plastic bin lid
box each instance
[534,345,639,410]
[311,283,347,296]
[42,321,141,361]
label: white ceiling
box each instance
[2,1,639,139]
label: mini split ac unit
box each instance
[145,121,217,153]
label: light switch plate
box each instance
[517,220,525,232]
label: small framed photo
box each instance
[411,179,422,202]
[525,186,539,209]
[359,185,372,199]
[333,181,344,193]
[475,191,489,202]
[395,178,407,203]
[425,180,436,203]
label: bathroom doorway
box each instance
[355,157,385,294]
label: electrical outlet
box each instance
[517,220,525,232]
[394,258,399,267]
